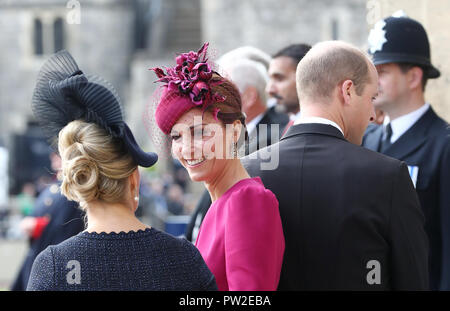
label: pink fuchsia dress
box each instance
[195,177,285,291]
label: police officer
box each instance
[10,153,84,291]
[363,13,450,290]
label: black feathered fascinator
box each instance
[31,50,158,167]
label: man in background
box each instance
[363,14,450,290]
[266,43,311,134]
[226,58,289,153]
[11,153,84,290]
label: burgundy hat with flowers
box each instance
[150,43,226,135]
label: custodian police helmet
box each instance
[368,13,440,79]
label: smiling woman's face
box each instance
[170,107,236,183]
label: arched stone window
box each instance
[53,17,64,52]
[33,16,65,55]
[331,18,339,40]
[34,18,44,55]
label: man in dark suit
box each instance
[247,104,289,150]
[243,41,429,290]
[224,58,289,153]
[363,15,450,290]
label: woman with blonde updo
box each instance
[26,50,217,291]
[58,120,144,231]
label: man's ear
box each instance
[407,66,423,90]
[341,79,354,105]
[241,86,258,105]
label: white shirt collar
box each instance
[294,116,344,136]
[246,112,265,136]
[290,111,301,121]
[383,103,430,143]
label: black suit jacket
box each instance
[363,107,450,290]
[242,123,429,290]
[185,106,289,242]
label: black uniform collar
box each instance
[382,107,440,158]
[281,123,346,142]
[365,107,442,159]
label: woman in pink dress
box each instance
[151,43,285,291]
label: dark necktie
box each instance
[379,123,393,153]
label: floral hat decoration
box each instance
[150,43,226,135]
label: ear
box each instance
[232,120,243,143]
[241,86,258,105]
[128,168,140,195]
[407,66,423,90]
[340,79,355,105]
[374,108,385,125]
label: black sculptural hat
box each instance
[31,50,158,167]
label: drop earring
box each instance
[229,141,237,159]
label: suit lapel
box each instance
[383,107,438,159]
[247,108,280,154]
[257,109,271,126]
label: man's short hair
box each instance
[273,44,312,66]
[296,41,371,101]
[218,46,271,71]
[397,63,428,91]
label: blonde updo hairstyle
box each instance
[58,120,137,210]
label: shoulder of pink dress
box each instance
[230,177,276,201]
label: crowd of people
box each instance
[5,12,450,291]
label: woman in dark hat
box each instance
[26,50,217,291]
[151,43,285,291]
